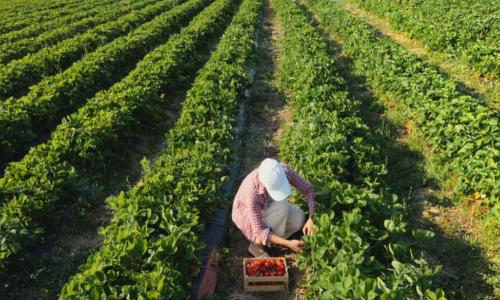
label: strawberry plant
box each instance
[60,0,261,296]
[354,0,500,79]
[0,0,211,165]
[272,0,444,297]
[0,0,146,64]
[0,0,180,99]
[0,0,237,273]
[304,0,499,212]
[0,0,85,34]
[0,0,120,45]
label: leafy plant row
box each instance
[0,0,80,22]
[0,0,180,99]
[271,0,444,298]
[0,0,124,60]
[0,0,118,46]
[304,0,499,209]
[353,0,500,79]
[0,0,237,273]
[0,0,154,64]
[0,0,85,34]
[0,0,211,166]
[60,0,262,297]
[0,0,79,15]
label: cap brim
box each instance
[267,182,291,201]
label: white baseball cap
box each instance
[258,158,291,201]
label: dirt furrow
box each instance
[214,1,306,298]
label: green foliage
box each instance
[0,0,85,34]
[60,0,262,297]
[305,0,499,209]
[0,0,210,164]
[354,0,500,78]
[0,0,139,64]
[0,0,237,272]
[272,0,444,297]
[0,0,117,45]
[0,0,180,99]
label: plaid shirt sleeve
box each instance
[282,163,316,214]
[249,193,273,245]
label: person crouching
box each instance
[232,158,316,257]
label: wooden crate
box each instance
[243,257,289,292]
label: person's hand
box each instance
[302,217,314,236]
[287,239,304,252]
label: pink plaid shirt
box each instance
[232,163,316,245]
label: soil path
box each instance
[339,0,499,111]
[214,1,306,298]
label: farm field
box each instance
[0,0,498,299]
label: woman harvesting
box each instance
[232,158,316,257]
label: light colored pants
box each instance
[263,200,305,238]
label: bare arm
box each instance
[268,233,290,247]
[269,234,304,252]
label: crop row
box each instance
[0,0,212,166]
[0,0,80,20]
[0,0,85,34]
[0,0,120,47]
[60,0,261,297]
[353,0,500,79]
[0,0,78,14]
[0,0,180,99]
[272,0,444,298]
[304,0,499,206]
[0,0,237,272]
[0,0,157,64]
[0,0,114,45]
